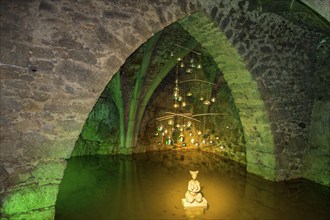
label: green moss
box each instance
[81,98,119,142]
[72,87,120,156]
[7,208,55,220]
[3,185,58,215]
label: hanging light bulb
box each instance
[154,132,159,137]
[197,64,202,69]
[179,128,183,131]
[199,97,205,101]
[186,121,192,127]
[158,141,162,145]
[186,92,192,97]
[175,123,181,128]
[190,58,194,63]
[180,62,185,68]
[211,97,216,102]
[179,135,185,142]
[170,52,174,57]
[173,103,179,108]
[190,138,195,144]
[165,137,173,145]
[178,96,182,102]
[189,131,193,137]
[164,129,168,134]
[157,125,164,131]
[203,100,211,105]
[173,90,179,98]
[215,136,220,140]
[177,57,182,61]
[168,119,174,125]
[202,139,206,144]
[195,142,200,146]
[186,68,192,73]
[182,142,187,147]
[197,130,202,135]
[182,101,187,107]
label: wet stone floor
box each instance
[55,149,330,219]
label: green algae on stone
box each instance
[3,185,58,215]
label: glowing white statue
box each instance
[185,170,203,203]
[182,170,207,210]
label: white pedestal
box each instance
[182,198,208,209]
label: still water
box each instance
[55,149,330,220]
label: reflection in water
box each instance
[55,149,330,220]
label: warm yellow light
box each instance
[203,100,211,105]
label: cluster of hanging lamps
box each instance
[154,48,222,148]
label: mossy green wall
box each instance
[303,101,330,186]
[71,87,120,157]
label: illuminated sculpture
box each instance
[182,170,207,209]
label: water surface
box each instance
[55,149,330,219]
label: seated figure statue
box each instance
[185,170,203,203]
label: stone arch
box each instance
[179,12,275,180]
[1,0,326,219]
[0,1,197,218]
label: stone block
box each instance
[2,184,58,215]
[247,162,276,181]
[7,207,55,220]
[30,47,55,59]
[223,70,253,83]
[21,132,75,159]
[303,150,330,186]
[14,119,41,132]
[0,42,30,67]
[32,160,66,180]
[69,49,97,65]
[32,60,54,72]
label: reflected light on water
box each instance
[55,149,330,220]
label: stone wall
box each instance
[189,0,325,181]
[0,0,328,218]
[302,37,330,186]
[0,0,194,218]
[71,86,121,157]
[303,101,330,186]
